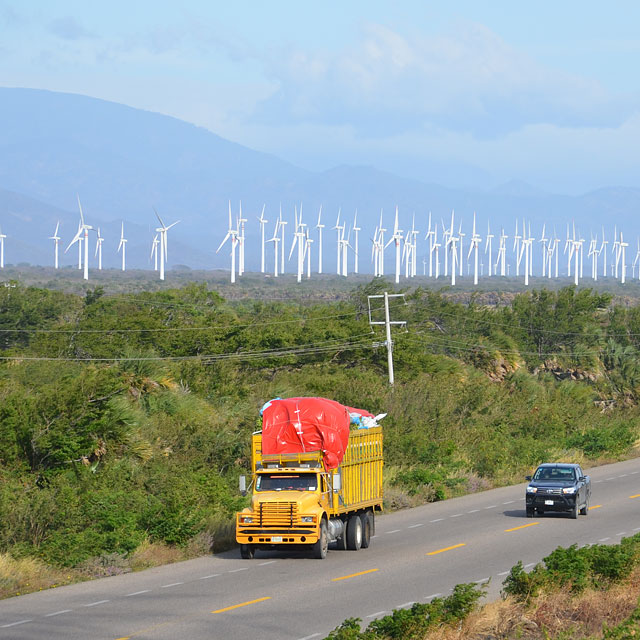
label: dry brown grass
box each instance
[423,568,640,639]
[0,553,83,599]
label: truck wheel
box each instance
[570,503,578,519]
[360,512,372,548]
[313,520,329,559]
[240,544,255,559]
[336,520,348,551]
[526,506,534,518]
[347,514,362,550]
[580,499,589,516]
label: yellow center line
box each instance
[589,504,602,510]
[212,596,271,614]
[505,522,539,532]
[426,543,466,556]
[630,494,640,499]
[332,568,379,582]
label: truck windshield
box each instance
[256,473,318,492]
[533,467,576,482]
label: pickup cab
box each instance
[525,463,591,519]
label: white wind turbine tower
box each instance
[49,221,61,269]
[289,206,305,283]
[442,218,451,277]
[118,222,127,272]
[517,222,530,286]
[237,203,246,277]
[371,225,380,277]
[552,232,560,278]
[0,227,5,268]
[485,221,494,277]
[154,208,180,282]
[620,231,628,284]
[600,227,608,277]
[496,227,508,276]
[425,212,436,277]
[150,234,159,271]
[377,210,386,276]
[341,224,353,277]
[409,214,419,277]
[613,225,621,279]
[570,226,582,286]
[633,239,640,280]
[447,211,459,286]
[333,209,344,275]
[385,206,403,284]
[564,223,573,278]
[458,220,465,277]
[316,206,324,274]
[402,215,416,279]
[216,202,238,283]
[304,227,313,279]
[95,227,104,270]
[432,225,440,278]
[279,206,287,275]
[513,220,522,276]
[588,234,598,281]
[267,217,281,277]
[539,224,548,277]
[258,205,268,274]
[467,212,482,285]
[75,220,83,270]
[352,210,361,275]
[66,195,93,281]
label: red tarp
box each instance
[261,397,375,469]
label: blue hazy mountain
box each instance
[1,87,639,272]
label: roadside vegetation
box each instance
[1,279,640,600]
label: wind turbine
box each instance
[278,206,287,275]
[258,204,268,274]
[150,234,159,271]
[0,227,5,269]
[377,210,386,276]
[620,231,628,284]
[118,222,127,272]
[95,227,104,270]
[316,206,324,274]
[333,209,344,275]
[65,195,93,281]
[539,224,548,277]
[267,217,281,277]
[496,227,508,276]
[154,208,180,282]
[513,220,522,277]
[352,210,361,275]
[485,220,494,277]
[216,202,239,283]
[289,206,305,283]
[385,206,403,284]
[446,211,458,286]
[634,239,640,280]
[458,219,465,277]
[425,212,435,277]
[304,227,313,279]
[613,225,621,279]
[49,221,61,269]
[600,226,609,277]
[467,212,481,285]
[237,202,246,277]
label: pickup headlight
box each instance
[562,487,577,494]
[240,516,253,524]
[526,486,538,493]
[301,516,315,523]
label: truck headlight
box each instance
[526,486,537,493]
[240,516,253,523]
[562,487,577,494]
[301,516,315,523]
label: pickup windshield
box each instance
[533,467,576,482]
[256,473,318,492]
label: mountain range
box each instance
[1,87,639,272]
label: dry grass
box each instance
[424,569,640,639]
[0,553,83,599]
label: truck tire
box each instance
[313,520,329,559]
[570,502,578,519]
[240,544,255,559]
[580,498,589,516]
[347,514,362,550]
[526,506,534,518]
[360,512,373,548]
[336,520,348,551]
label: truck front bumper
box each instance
[236,528,319,545]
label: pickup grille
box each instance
[259,502,298,527]
[540,488,562,495]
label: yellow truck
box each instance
[236,426,383,559]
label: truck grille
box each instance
[259,502,298,527]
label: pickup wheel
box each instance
[360,512,373,549]
[347,514,362,550]
[570,502,578,519]
[580,498,589,516]
[313,520,329,559]
[240,544,255,559]
[526,506,534,518]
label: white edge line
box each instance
[366,611,387,618]
[524,563,536,569]
[398,601,415,609]
[199,574,221,580]
[430,518,444,522]
[617,532,627,536]
[407,523,424,528]
[126,589,151,596]
[161,582,184,588]
[599,537,611,542]
[386,529,401,534]
[297,634,321,640]
[475,577,490,584]
[497,571,510,576]
[83,600,109,607]
[450,514,463,518]
[485,505,497,509]
[258,560,277,566]
[1,619,33,628]
[228,567,249,573]
[45,610,72,617]
[425,593,441,600]
[503,500,515,504]
[468,509,479,513]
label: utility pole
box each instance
[368,292,406,385]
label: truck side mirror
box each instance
[239,475,247,496]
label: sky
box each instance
[1,1,639,194]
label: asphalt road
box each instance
[2,457,639,640]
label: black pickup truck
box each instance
[525,463,591,519]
